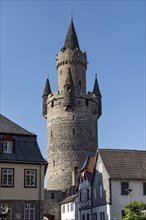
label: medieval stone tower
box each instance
[43,18,102,220]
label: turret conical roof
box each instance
[43,78,51,96]
[64,19,80,50]
[93,77,101,97]
[64,67,74,87]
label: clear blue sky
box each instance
[1,1,145,159]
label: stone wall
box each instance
[46,92,99,191]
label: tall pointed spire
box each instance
[64,18,80,50]
[93,75,101,97]
[43,78,51,96]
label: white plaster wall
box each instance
[61,202,75,220]
[111,180,146,220]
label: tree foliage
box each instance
[121,201,146,220]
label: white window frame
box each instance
[24,204,35,220]
[1,168,14,187]
[24,169,36,187]
[3,141,13,153]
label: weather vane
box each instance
[71,9,73,20]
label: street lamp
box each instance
[125,188,133,217]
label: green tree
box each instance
[121,201,146,220]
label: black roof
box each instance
[64,19,80,50]
[0,114,34,136]
[43,78,51,96]
[0,114,47,164]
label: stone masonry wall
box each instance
[46,92,99,191]
[56,48,87,95]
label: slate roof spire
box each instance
[64,18,80,50]
[93,74,101,97]
[64,67,75,87]
[43,78,51,96]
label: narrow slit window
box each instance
[51,101,54,107]
[67,87,71,92]
[86,99,88,106]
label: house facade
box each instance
[61,194,78,220]
[0,114,47,220]
[79,156,96,220]
[79,149,146,220]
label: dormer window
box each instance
[1,136,15,154]
[3,141,13,153]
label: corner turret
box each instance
[42,78,51,118]
[93,75,102,117]
[64,67,75,107]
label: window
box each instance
[24,204,35,220]
[2,136,15,154]
[3,141,13,153]
[143,182,146,195]
[79,191,82,202]
[53,160,55,166]
[100,212,105,220]
[86,99,88,106]
[67,203,69,212]
[94,187,97,199]
[82,214,85,220]
[67,87,71,92]
[87,213,90,220]
[24,170,37,188]
[93,213,97,220]
[79,81,81,86]
[121,182,129,195]
[99,182,103,198]
[73,128,75,135]
[62,205,65,213]
[1,168,14,187]
[98,163,103,173]
[121,210,125,218]
[87,188,90,200]
[51,193,54,199]
[51,101,54,107]
[70,202,74,211]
